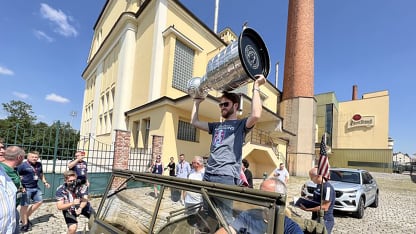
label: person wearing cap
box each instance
[191,74,266,224]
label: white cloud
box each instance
[0,65,14,76]
[40,3,78,37]
[33,29,55,42]
[12,92,29,99]
[37,114,46,120]
[45,93,70,103]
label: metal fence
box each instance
[0,124,114,199]
[1,123,153,199]
[129,147,153,172]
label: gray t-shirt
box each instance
[207,118,251,178]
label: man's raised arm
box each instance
[246,74,266,128]
[191,98,209,131]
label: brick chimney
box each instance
[352,85,358,100]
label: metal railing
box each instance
[245,128,285,161]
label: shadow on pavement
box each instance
[410,173,416,183]
[31,214,56,225]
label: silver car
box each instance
[301,168,379,219]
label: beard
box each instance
[221,107,235,119]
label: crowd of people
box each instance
[0,73,333,233]
[0,139,92,234]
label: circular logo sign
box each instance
[244,45,259,69]
[352,114,362,121]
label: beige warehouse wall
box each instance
[337,91,389,149]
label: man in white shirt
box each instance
[0,165,17,234]
[273,163,289,184]
[184,156,205,214]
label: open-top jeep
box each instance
[89,169,326,233]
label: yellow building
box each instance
[80,0,290,178]
[315,87,392,173]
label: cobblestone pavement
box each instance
[23,172,416,233]
[284,172,416,234]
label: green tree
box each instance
[2,100,36,128]
[0,100,80,160]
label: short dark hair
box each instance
[29,150,40,155]
[242,159,249,168]
[221,92,240,108]
[64,170,77,180]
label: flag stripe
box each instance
[318,134,331,180]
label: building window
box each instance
[142,118,150,149]
[172,40,195,92]
[325,104,333,146]
[177,120,197,142]
[132,120,140,148]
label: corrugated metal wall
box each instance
[328,148,393,173]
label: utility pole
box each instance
[70,111,77,127]
[214,0,219,33]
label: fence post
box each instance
[151,135,164,161]
[111,130,131,190]
[52,121,60,173]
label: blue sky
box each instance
[0,1,415,155]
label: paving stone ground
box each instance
[23,172,416,234]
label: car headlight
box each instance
[343,190,358,198]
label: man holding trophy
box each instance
[190,74,265,223]
[188,26,269,224]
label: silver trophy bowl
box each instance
[187,27,270,99]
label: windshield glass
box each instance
[330,170,360,184]
[94,173,283,234]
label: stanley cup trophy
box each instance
[187,26,270,99]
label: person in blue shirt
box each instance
[17,150,50,232]
[68,151,89,187]
[175,153,191,204]
[300,167,335,234]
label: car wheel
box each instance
[354,197,365,219]
[370,192,379,208]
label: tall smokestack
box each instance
[282,0,314,100]
[352,84,358,100]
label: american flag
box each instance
[318,134,331,180]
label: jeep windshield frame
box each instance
[93,169,287,234]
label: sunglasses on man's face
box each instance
[218,102,232,108]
